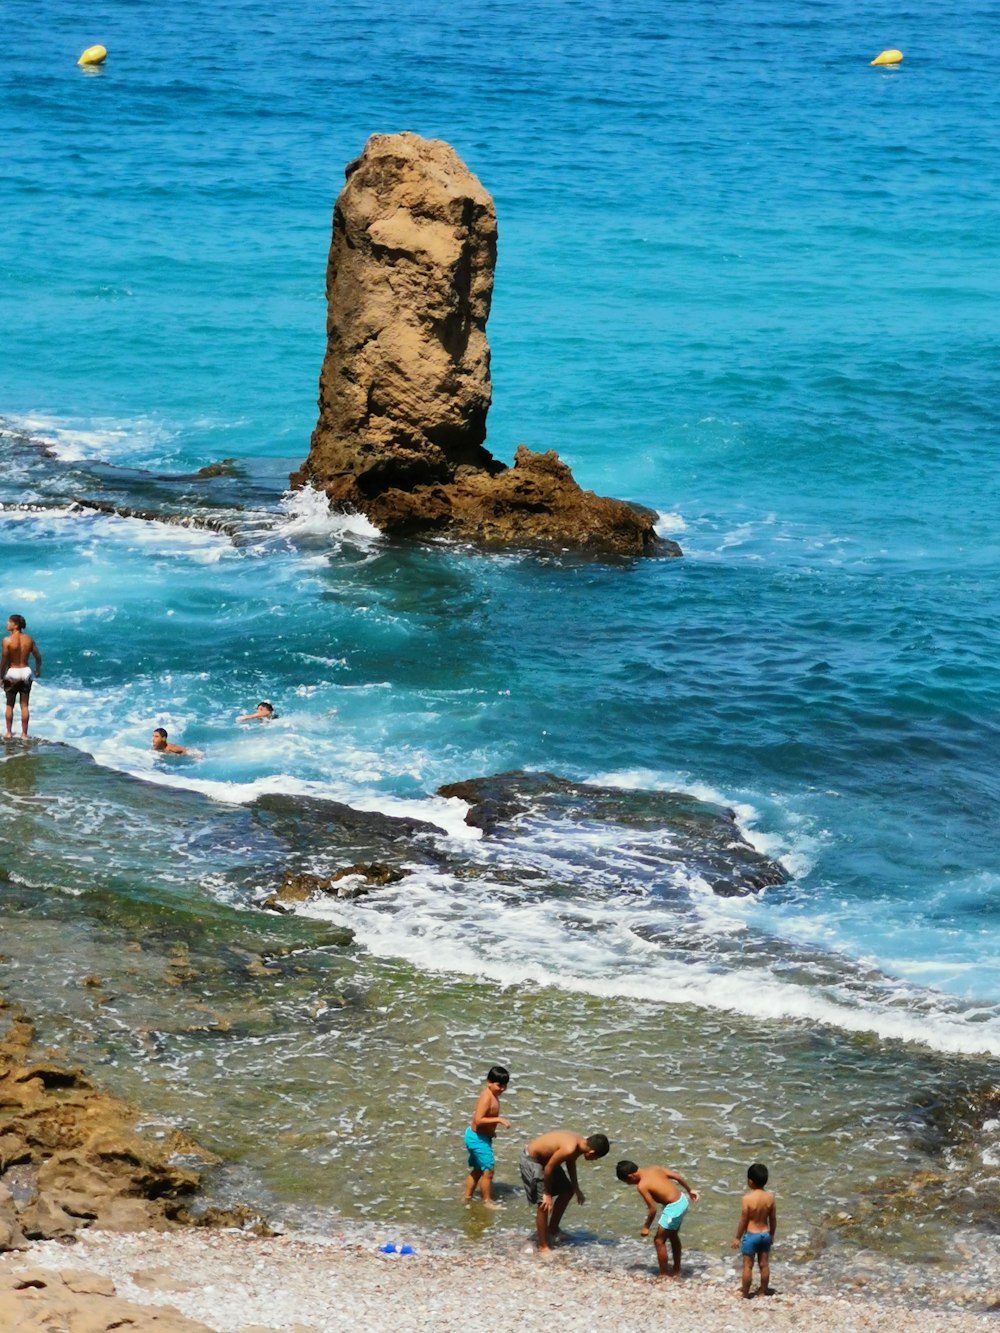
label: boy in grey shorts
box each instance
[520,1129,609,1252]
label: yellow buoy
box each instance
[77,44,108,67]
[870,48,903,66]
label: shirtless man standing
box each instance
[2,614,42,739]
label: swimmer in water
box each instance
[151,727,190,755]
[237,700,277,722]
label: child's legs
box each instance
[479,1167,495,1202]
[653,1231,669,1276]
[535,1202,551,1250]
[462,1167,482,1200]
[759,1250,771,1293]
[19,693,29,734]
[666,1229,682,1274]
[741,1254,754,1297]
[548,1189,573,1234]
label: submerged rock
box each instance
[292,133,678,558]
[265,861,407,910]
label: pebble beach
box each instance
[3,1229,998,1333]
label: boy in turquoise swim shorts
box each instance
[731,1162,776,1298]
[462,1065,511,1207]
[616,1159,699,1278]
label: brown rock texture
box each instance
[0,1005,264,1251]
[292,133,678,558]
[264,861,406,910]
[0,1265,218,1332]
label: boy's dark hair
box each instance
[487,1065,509,1085]
[9,614,25,630]
[153,727,168,739]
[615,1159,638,1182]
[748,1162,769,1188]
[586,1133,610,1158]
[258,701,273,712]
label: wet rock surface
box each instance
[0,1004,266,1251]
[292,134,676,558]
[439,769,789,896]
[265,861,407,909]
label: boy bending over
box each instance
[616,1159,699,1278]
[520,1130,609,1253]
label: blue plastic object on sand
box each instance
[379,1243,397,1254]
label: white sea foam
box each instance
[654,510,687,534]
[585,766,815,879]
[268,485,382,547]
[71,740,480,845]
[299,869,1000,1059]
[4,411,180,465]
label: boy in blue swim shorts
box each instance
[731,1162,776,1298]
[616,1160,699,1278]
[462,1065,510,1207]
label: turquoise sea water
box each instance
[2,0,1000,1302]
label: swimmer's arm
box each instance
[0,641,8,676]
[30,641,41,677]
[768,1197,777,1240]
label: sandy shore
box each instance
[1,1229,997,1333]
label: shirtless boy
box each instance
[616,1159,699,1278]
[151,727,189,755]
[731,1162,777,1298]
[520,1130,609,1252]
[2,614,42,739]
[462,1064,511,1207]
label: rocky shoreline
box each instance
[3,997,999,1330]
[0,1003,267,1250]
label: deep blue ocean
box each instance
[2,0,999,1295]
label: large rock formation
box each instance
[291,133,679,558]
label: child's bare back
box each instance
[741,1185,775,1234]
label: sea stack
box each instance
[292,133,678,558]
